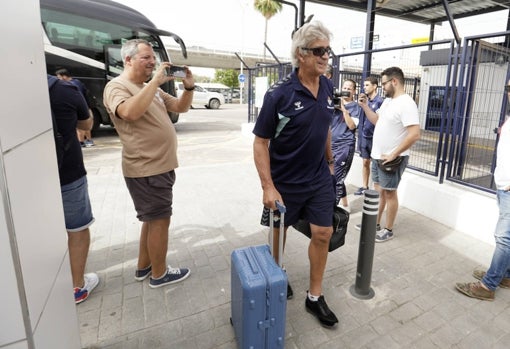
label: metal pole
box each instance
[350,189,379,299]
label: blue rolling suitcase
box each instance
[231,202,287,349]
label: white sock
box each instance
[307,291,320,302]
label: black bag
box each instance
[377,156,403,173]
[292,206,350,252]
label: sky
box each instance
[113,0,509,77]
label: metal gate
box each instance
[246,31,510,194]
[446,32,510,191]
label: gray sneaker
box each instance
[375,228,393,242]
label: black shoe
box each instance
[305,295,338,327]
[287,282,293,300]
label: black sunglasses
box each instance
[505,85,510,92]
[301,46,332,57]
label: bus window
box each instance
[41,0,185,128]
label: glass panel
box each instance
[41,8,162,63]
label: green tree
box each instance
[215,69,239,88]
[254,0,282,62]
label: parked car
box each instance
[196,83,232,103]
[177,83,225,109]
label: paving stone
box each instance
[76,107,510,348]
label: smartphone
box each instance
[166,65,186,78]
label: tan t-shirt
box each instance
[103,77,178,178]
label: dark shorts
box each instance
[260,177,335,228]
[61,176,95,232]
[125,170,176,222]
[371,156,409,190]
[359,137,373,159]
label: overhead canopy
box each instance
[305,0,510,24]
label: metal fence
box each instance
[246,30,510,194]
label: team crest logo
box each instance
[294,101,303,110]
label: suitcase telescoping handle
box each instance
[269,200,286,268]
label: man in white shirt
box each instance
[358,66,420,242]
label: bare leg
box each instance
[137,222,150,269]
[308,224,332,296]
[139,218,170,278]
[383,189,399,229]
[68,228,90,288]
[362,158,371,188]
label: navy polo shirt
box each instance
[359,94,384,139]
[253,70,335,186]
[331,101,361,147]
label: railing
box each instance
[246,31,510,194]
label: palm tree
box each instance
[254,0,282,62]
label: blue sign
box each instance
[238,73,245,83]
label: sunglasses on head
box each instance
[505,85,510,92]
[301,46,332,57]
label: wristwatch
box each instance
[184,85,195,91]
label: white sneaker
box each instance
[74,272,99,304]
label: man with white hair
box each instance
[253,21,338,328]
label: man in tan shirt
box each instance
[103,39,195,288]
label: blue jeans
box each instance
[61,176,94,232]
[482,190,510,290]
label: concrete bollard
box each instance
[350,189,379,299]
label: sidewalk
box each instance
[78,119,510,349]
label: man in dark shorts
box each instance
[103,39,194,288]
[48,75,98,304]
[253,21,338,328]
[355,76,383,196]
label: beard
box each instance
[385,85,395,98]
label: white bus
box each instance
[41,0,187,128]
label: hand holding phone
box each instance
[358,93,368,105]
[166,65,186,78]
